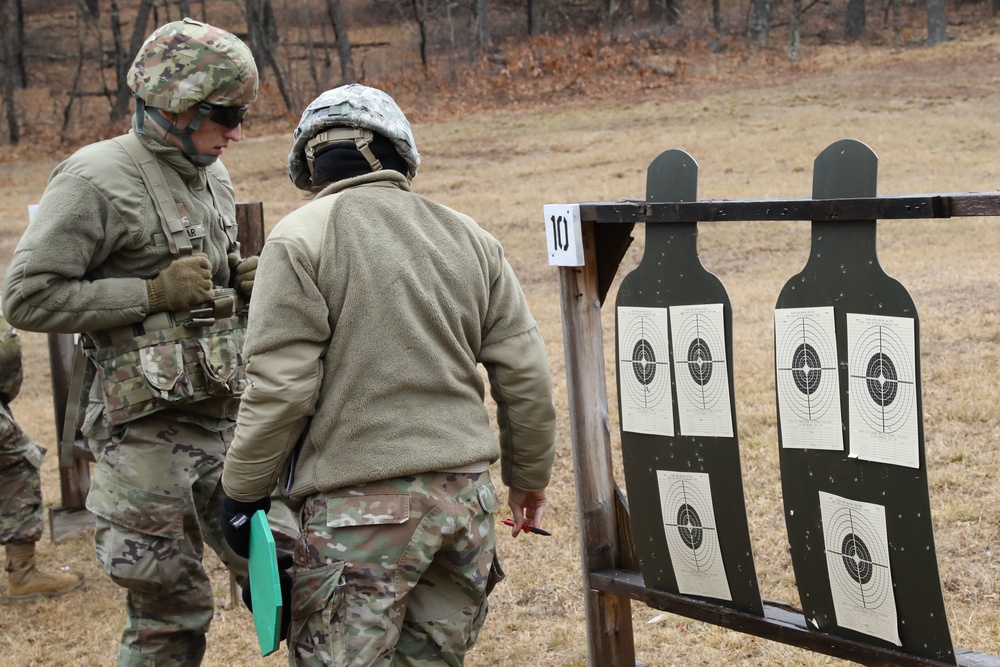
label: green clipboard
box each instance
[248,509,283,656]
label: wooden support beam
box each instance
[590,570,1000,667]
[559,219,635,667]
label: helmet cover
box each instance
[288,84,420,189]
[129,18,258,112]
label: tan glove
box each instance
[145,254,214,313]
[229,253,258,297]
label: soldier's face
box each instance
[168,107,244,158]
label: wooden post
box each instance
[559,219,635,667]
[48,332,94,543]
[48,201,267,542]
[236,201,266,255]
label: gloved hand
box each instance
[146,253,214,313]
[229,253,258,298]
[242,550,294,642]
[220,495,271,559]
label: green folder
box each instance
[248,509,283,656]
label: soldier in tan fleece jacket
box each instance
[220,84,557,666]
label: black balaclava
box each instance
[310,133,408,187]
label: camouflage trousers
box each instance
[0,404,45,545]
[85,414,298,667]
[290,470,505,667]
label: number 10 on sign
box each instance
[543,204,584,266]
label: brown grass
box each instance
[2,21,1000,667]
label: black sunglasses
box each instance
[206,104,249,129]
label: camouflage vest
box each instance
[84,134,248,426]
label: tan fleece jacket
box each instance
[222,170,556,501]
[1,126,241,429]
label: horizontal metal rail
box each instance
[577,192,1000,224]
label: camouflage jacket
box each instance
[222,170,557,501]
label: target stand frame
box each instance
[554,140,1000,667]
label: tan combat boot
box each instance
[5,542,84,602]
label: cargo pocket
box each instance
[195,331,242,396]
[97,340,193,425]
[290,561,347,667]
[86,464,185,593]
[485,551,506,598]
[139,342,187,400]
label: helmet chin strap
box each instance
[136,98,218,166]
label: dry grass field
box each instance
[2,17,1000,667]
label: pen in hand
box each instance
[501,517,552,536]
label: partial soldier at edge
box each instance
[0,314,84,602]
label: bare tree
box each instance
[789,0,801,61]
[883,0,901,39]
[110,0,154,122]
[649,0,681,24]
[410,0,430,70]
[746,0,771,46]
[245,0,296,111]
[845,0,865,39]
[13,0,27,88]
[326,0,356,82]
[926,0,946,44]
[473,0,490,53]
[527,0,542,34]
[1,0,19,143]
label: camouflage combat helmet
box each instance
[288,84,420,190]
[128,18,258,165]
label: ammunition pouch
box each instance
[86,288,248,426]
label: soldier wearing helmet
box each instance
[2,18,296,667]
[220,84,557,665]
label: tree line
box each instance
[1,0,997,146]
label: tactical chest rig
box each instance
[80,133,249,427]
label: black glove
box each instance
[220,495,271,559]
[242,550,294,642]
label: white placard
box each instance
[543,203,584,266]
[27,204,38,222]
